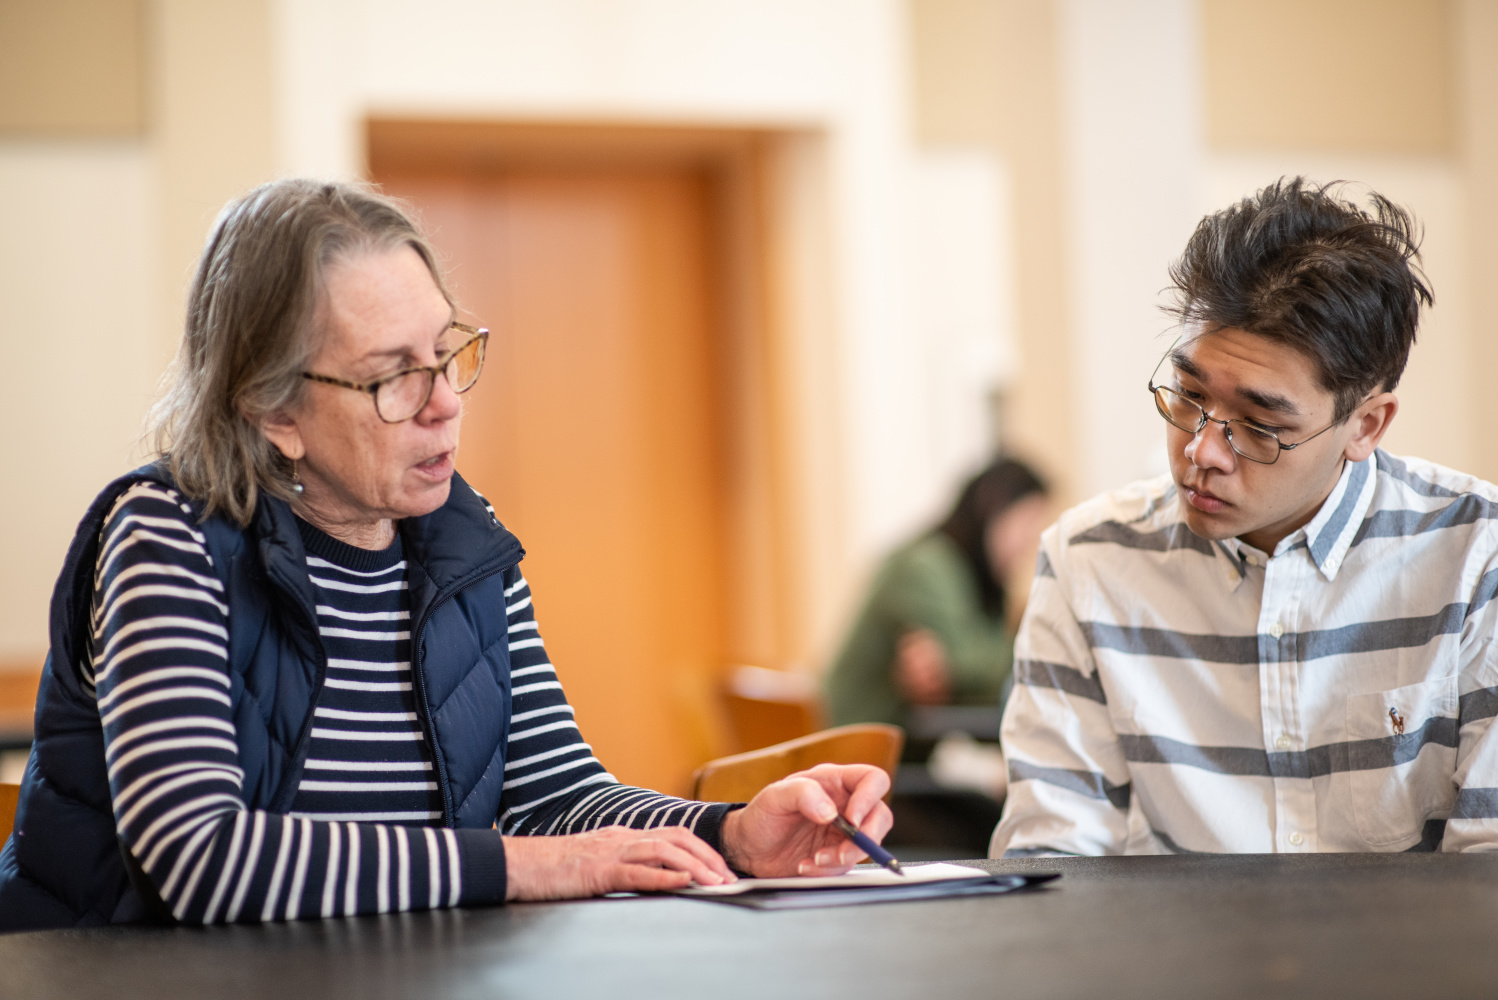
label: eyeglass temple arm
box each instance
[303,372,378,393]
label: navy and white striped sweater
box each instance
[288,522,441,825]
[90,481,730,922]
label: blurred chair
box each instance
[906,705,1003,744]
[722,665,825,753]
[0,665,39,795]
[692,723,904,803]
[0,783,18,844]
[0,665,40,753]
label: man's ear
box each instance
[1343,392,1398,463]
[258,408,306,463]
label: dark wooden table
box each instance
[4,853,1497,999]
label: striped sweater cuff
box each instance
[456,829,508,906]
[691,802,746,858]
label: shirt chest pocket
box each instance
[1345,677,1459,848]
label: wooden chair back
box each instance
[691,723,904,803]
[0,783,19,844]
[721,665,825,753]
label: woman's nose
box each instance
[420,368,463,422]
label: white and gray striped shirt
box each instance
[993,450,1498,856]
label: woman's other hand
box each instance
[718,764,893,877]
[895,627,950,704]
[502,826,737,901]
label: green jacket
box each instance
[824,533,1014,729]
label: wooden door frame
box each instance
[365,118,844,682]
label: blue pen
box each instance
[831,815,904,876]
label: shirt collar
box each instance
[1298,453,1375,581]
[1207,453,1375,585]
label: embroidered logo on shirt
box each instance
[1389,707,1406,736]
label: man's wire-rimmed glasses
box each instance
[303,322,488,423]
[1147,350,1339,466]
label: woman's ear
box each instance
[1343,392,1398,463]
[258,409,306,463]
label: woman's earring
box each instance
[291,459,305,496]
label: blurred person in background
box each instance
[825,457,1050,741]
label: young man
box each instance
[992,178,1498,856]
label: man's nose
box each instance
[1184,418,1238,473]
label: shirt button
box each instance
[1288,832,1304,846]
[1275,735,1291,750]
[1269,623,1284,639]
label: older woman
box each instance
[0,179,890,930]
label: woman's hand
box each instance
[718,764,893,877]
[502,826,737,901]
[895,628,951,705]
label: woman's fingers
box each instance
[614,864,696,892]
[766,774,839,826]
[660,824,737,880]
[810,842,863,869]
[804,763,890,829]
[791,765,896,872]
[620,829,734,886]
[505,826,737,900]
[632,824,735,880]
[845,768,892,826]
[853,798,894,841]
[797,853,858,876]
[719,764,900,879]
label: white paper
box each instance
[675,862,992,896]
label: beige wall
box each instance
[153,0,277,360]
[1460,0,1498,484]
[0,0,276,665]
[909,0,1498,503]
[1202,0,1455,155]
[908,0,1075,505]
[0,0,147,135]
[0,144,157,661]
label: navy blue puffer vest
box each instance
[0,464,523,930]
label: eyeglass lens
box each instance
[373,333,487,422]
[1153,387,1281,464]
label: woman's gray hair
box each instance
[146,178,452,526]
